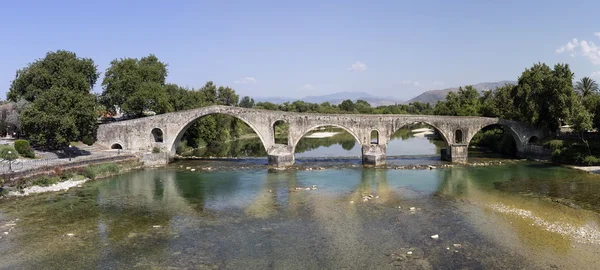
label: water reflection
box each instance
[2,164,600,268]
[183,125,446,159]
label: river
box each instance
[1,127,600,269]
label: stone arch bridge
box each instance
[96,105,544,166]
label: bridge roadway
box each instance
[96,105,544,166]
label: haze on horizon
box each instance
[1,0,599,100]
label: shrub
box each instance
[84,163,120,180]
[0,145,19,160]
[581,155,600,166]
[14,139,35,158]
[152,147,161,153]
[32,175,60,187]
[545,140,564,151]
[82,135,95,146]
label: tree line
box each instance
[4,50,598,155]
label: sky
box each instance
[1,0,600,101]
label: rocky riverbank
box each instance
[5,178,89,197]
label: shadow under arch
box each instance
[291,124,362,154]
[387,122,449,156]
[467,123,522,157]
[171,111,268,155]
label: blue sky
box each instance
[1,0,600,100]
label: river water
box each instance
[1,128,600,269]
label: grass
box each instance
[82,163,121,180]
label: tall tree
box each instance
[100,54,172,117]
[239,96,255,108]
[512,63,576,132]
[7,50,99,149]
[571,100,594,154]
[8,50,99,102]
[575,77,599,98]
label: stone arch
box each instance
[170,111,269,155]
[466,123,524,152]
[110,143,123,149]
[388,121,451,147]
[292,124,361,153]
[455,129,464,144]
[528,136,539,144]
[273,119,289,145]
[370,130,379,144]
[151,128,164,143]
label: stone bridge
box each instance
[96,105,545,166]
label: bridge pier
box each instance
[268,153,295,167]
[267,144,295,167]
[362,144,386,166]
[443,144,468,163]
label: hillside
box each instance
[406,80,517,104]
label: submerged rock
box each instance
[431,234,439,239]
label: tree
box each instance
[100,54,172,117]
[512,63,576,132]
[8,50,99,149]
[339,99,355,112]
[575,77,598,98]
[8,50,99,102]
[571,100,594,155]
[21,86,98,149]
[217,86,239,106]
[355,100,372,114]
[239,96,255,108]
[433,86,480,116]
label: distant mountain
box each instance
[406,80,517,104]
[255,91,403,107]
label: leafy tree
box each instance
[355,100,371,113]
[575,77,598,98]
[100,54,172,117]
[8,50,99,149]
[21,86,98,149]
[512,63,576,132]
[217,86,239,106]
[433,86,480,116]
[239,96,255,108]
[8,50,99,102]
[571,100,594,154]
[339,99,355,112]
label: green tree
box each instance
[21,86,98,149]
[513,63,576,132]
[339,99,355,112]
[571,100,594,154]
[355,100,372,113]
[575,77,599,98]
[8,50,99,149]
[239,96,255,108]
[8,50,99,102]
[217,86,239,106]
[433,86,480,116]
[100,54,172,117]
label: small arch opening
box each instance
[455,129,464,144]
[528,136,539,144]
[370,130,379,144]
[273,120,289,145]
[111,143,123,150]
[152,128,164,143]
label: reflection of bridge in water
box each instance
[97,105,544,166]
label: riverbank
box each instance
[0,159,144,196]
[567,165,600,174]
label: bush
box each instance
[14,139,35,158]
[0,145,19,160]
[32,175,60,187]
[152,147,161,153]
[544,140,564,151]
[84,163,120,180]
[581,155,600,166]
[82,135,95,146]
